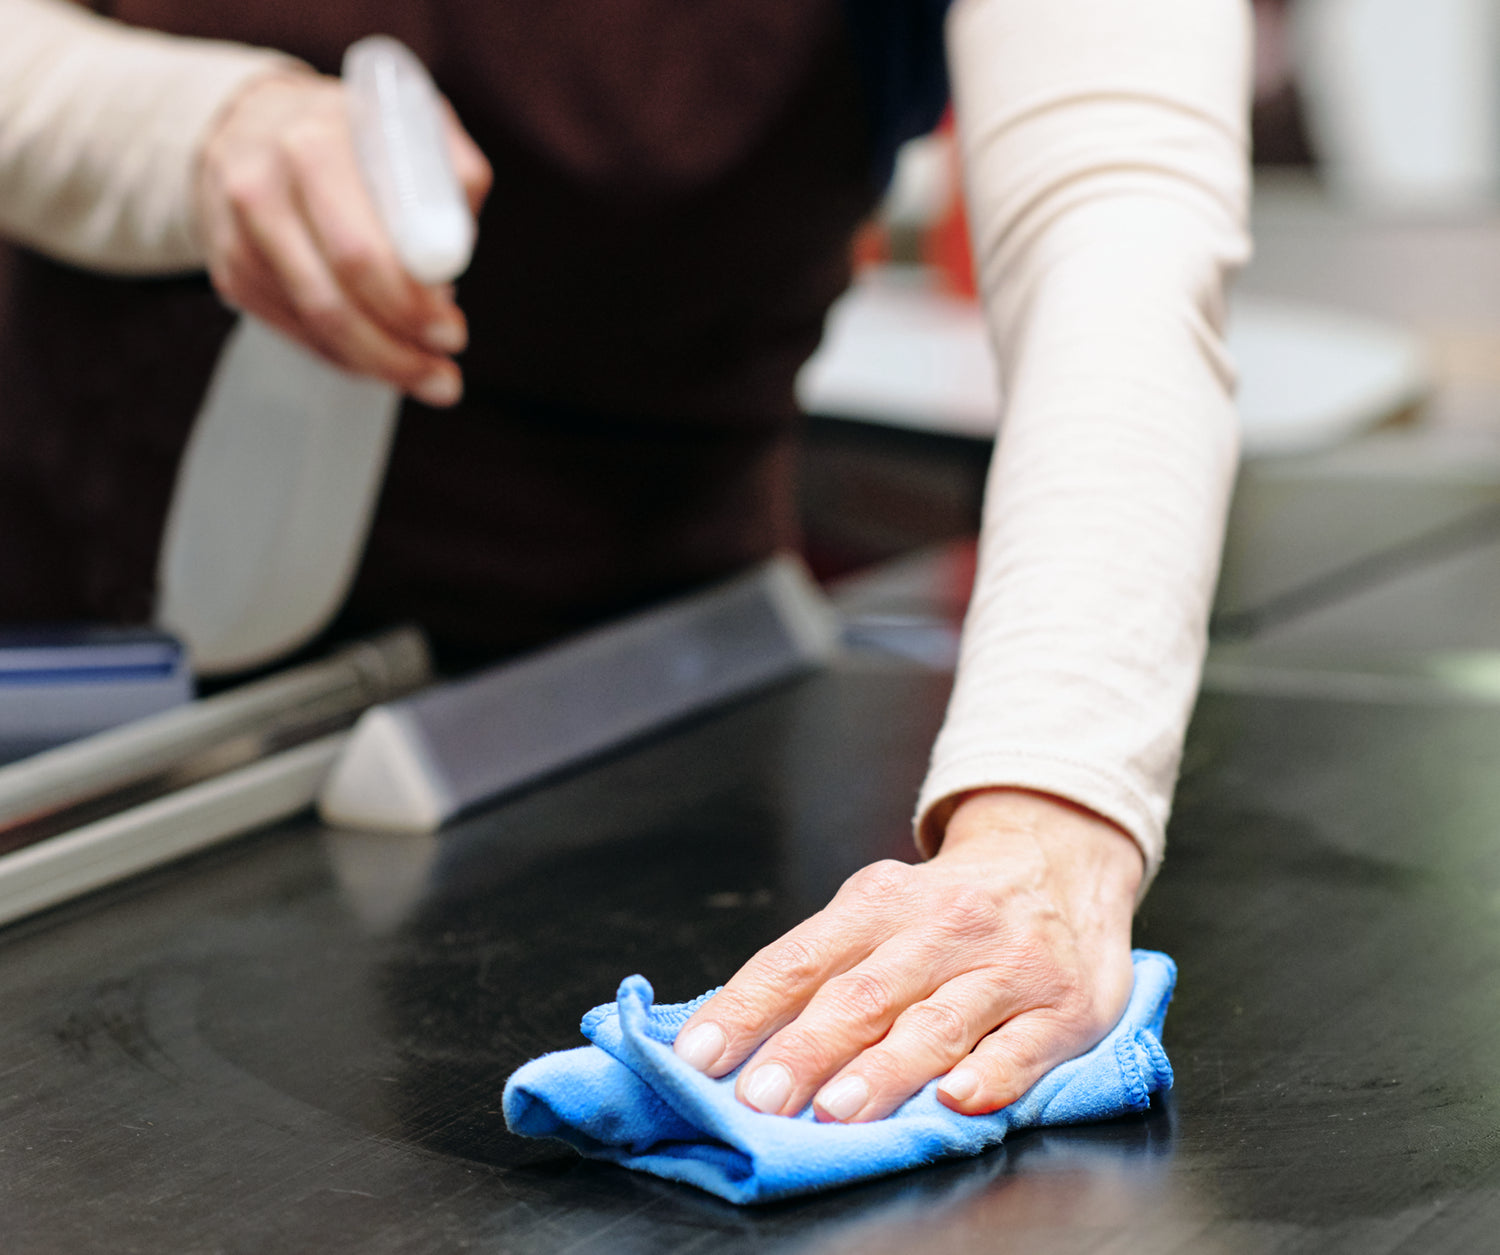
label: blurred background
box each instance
[797,0,1500,652]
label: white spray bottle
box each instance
[157,36,475,676]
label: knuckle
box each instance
[1010,952,1088,1018]
[281,119,335,167]
[936,886,1002,940]
[394,360,440,393]
[696,988,759,1038]
[970,1053,1028,1109]
[904,999,972,1053]
[767,1028,836,1074]
[1053,972,1093,1020]
[761,935,825,988]
[326,238,379,285]
[299,298,353,344]
[848,1051,905,1095]
[986,1077,1030,1111]
[223,166,275,214]
[825,970,894,1026]
[841,859,913,904]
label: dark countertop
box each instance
[10,171,1500,1250]
[5,620,1500,1252]
[12,441,1500,1252]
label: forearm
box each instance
[918,0,1253,887]
[0,0,296,273]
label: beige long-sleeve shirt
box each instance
[0,0,1252,890]
[0,0,291,271]
[917,0,1251,889]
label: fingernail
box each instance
[743,1063,793,1114]
[412,371,462,407]
[815,1074,869,1123]
[674,1023,726,1073]
[423,321,467,355]
[937,1066,979,1104]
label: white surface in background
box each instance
[796,269,1431,458]
[1228,297,1430,455]
[881,132,957,229]
[1292,0,1500,211]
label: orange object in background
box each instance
[922,114,977,299]
[850,217,890,273]
[850,111,977,299]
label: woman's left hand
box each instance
[672,787,1143,1122]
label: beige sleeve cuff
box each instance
[914,0,1254,894]
[916,751,1168,873]
[0,0,301,273]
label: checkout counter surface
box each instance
[4,596,1500,1252]
[12,168,1500,1244]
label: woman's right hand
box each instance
[194,70,492,406]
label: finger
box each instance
[206,198,320,331]
[935,1009,1090,1116]
[672,920,862,1082]
[208,240,305,336]
[231,184,462,404]
[285,125,466,354]
[732,906,1003,1117]
[440,98,493,215]
[215,235,401,383]
[732,957,938,1117]
[808,970,1027,1123]
[673,861,921,1080]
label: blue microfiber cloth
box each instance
[503,949,1175,1204]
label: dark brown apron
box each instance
[0,0,877,664]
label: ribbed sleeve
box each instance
[915,0,1253,892]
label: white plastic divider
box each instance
[319,555,840,833]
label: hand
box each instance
[673,788,1143,1122]
[194,70,493,405]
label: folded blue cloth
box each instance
[502,949,1176,1204]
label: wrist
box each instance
[939,788,1144,906]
